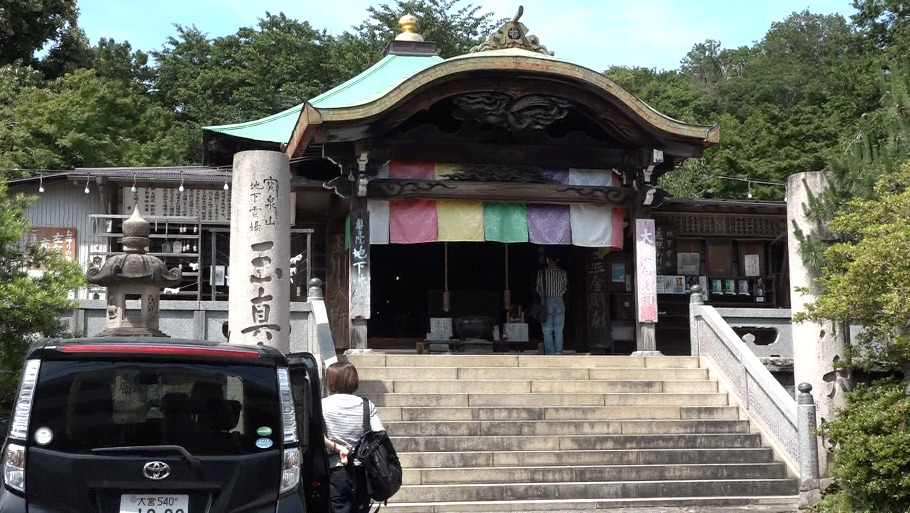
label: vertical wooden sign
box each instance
[585,251,610,349]
[635,218,658,323]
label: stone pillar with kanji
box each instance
[228,150,292,352]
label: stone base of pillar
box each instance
[343,348,374,355]
[631,350,663,357]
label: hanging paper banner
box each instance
[388,161,437,243]
[568,169,623,249]
[370,162,626,247]
[635,218,658,323]
[437,200,484,241]
[484,203,528,242]
[368,201,389,245]
[369,163,390,245]
[527,204,572,245]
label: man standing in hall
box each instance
[536,252,567,355]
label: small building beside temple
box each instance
[7,11,791,355]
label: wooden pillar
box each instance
[631,157,662,355]
[349,154,371,350]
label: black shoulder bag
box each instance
[349,399,402,509]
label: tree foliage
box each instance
[333,0,502,75]
[152,14,337,128]
[0,68,190,170]
[798,163,910,368]
[0,179,84,412]
[813,380,910,513]
[0,0,77,66]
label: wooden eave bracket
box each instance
[284,104,323,158]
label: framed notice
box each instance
[677,252,700,275]
[611,263,626,283]
[27,227,77,262]
[711,279,723,295]
[744,254,761,277]
[738,279,751,295]
[429,318,453,340]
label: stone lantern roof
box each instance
[86,207,182,337]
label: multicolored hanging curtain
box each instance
[372,162,625,249]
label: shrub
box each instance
[816,379,910,512]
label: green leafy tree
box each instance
[0,68,189,170]
[328,0,501,77]
[0,0,77,65]
[151,14,337,161]
[851,0,910,53]
[799,163,910,368]
[814,380,910,513]
[0,178,84,413]
[153,14,337,127]
[38,24,93,80]
[795,58,910,270]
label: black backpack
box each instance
[349,399,403,505]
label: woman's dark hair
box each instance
[325,361,359,395]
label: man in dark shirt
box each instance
[536,254,567,354]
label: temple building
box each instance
[8,11,790,355]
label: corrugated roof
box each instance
[202,53,443,144]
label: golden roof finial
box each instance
[395,14,424,42]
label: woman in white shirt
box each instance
[322,361,384,513]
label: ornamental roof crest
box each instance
[470,6,553,56]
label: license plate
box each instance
[119,494,189,513]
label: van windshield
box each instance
[29,360,282,456]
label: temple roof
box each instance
[203,53,443,143]
[202,10,718,169]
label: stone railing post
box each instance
[307,277,324,301]
[689,285,704,356]
[798,382,821,507]
[302,278,338,368]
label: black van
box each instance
[0,338,330,512]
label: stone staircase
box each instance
[347,353,799,512]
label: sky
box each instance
[76,0,857,72]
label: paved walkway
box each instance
[599,507,797,513]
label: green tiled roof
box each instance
[203,53,443,144]
[309,53,443,109]
[202,103,303,144]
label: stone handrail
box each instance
[689,286,799,471]
[305,278,338,368]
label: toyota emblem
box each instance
[143,461,171,480]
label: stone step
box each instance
[380,496,799,512]
[363,391,731,408]
[391,478,799,503]
[391,433,763,452]
[403,462,789,485]
[359,378,720,395]
[347,354,702,369]
[358,366,710,381]
[347,353,798,510]
[382,405,740,422]
[386,419,751,437]
[399,447,777,468]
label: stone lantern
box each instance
[86,207,182,337]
